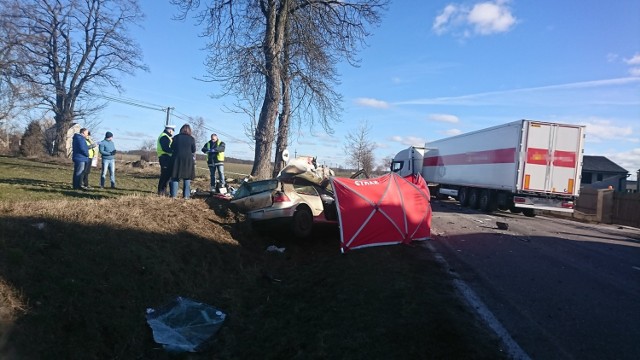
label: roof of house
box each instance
[582,155,628,174]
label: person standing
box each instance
[201,133,226,192]
[170,124,196,199]
[71,128,90,190]
[156,125,175,196]
[99,131,117,189]
[82,131,98,189]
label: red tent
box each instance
[331,172,432,252]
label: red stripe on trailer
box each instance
[424,148,516,166]
[553,150,577,168]
[525,148,577,168]
[526,148,548,165]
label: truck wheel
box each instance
[523,209,536,217]
[468,189,479,209]
[479,190,496,212]
[292,207,313,238]
[458,188,470,207]
[509,205,522,214]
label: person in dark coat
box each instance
[169,124,196,199]
[71,128,90,190]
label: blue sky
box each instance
[97,0,640,179]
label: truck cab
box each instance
[391,146,425,177]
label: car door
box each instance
[291,178,324,216]
[231,179,280,212]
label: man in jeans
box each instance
[71,128,90,190]
[201,133,226,192]
[99,131,117,188]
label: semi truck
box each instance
[391,120,586,217]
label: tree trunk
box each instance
[54,112,73,158]
[272,75,291,178]
[250,0,288,180]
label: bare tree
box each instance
[171,0,387,179]
[189,115,208,149]
[4,0,147,157]
[344,121,376,175]
[376,155,394,173]
[0,1,39,126]
[139,138,155,162]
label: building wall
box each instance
[580,171,627,192]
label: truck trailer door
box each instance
[520,122,582,195]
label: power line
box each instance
[99,92,254,149]
[97,93,166,112]
[172,110,253,147]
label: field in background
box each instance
[0,155,506,359]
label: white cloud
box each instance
[433,1,517,37]
[605,148,640,180]
[624,53,640,65]
[389,135,426,146]
[467,2,516,35]
[629,67,640,77]
[395,77,640,106]
[581,118,633,143]
[433,4,458,35]
[607,53,619,63]
[355,97,390,109]
[443,128,463,136]
[428,113,459,123]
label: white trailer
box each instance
[391,120,586,216]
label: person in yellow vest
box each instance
[157,125,175,196]
[201,133,226,192]
[82,130,98,189]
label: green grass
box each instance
[0,155,506,359]
[0,155,254,201]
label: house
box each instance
[45,123,81,157]
[580,155,629,192]
[627,179,638,193]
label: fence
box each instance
[573,187,640,228]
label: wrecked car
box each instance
[230,175,338,238]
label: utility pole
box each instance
[165,107,174,126]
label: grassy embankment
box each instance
[0,155,505,359]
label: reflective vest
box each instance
[157,132,172,157]
[86,138,95,158]
[206,140,225,162]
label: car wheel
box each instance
[468,189,479,209]
[292,207,313,238]
[458,188,469,207]
[523,209,536,217]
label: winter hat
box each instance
[105,131,113,139]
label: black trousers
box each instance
[158,155,172,194]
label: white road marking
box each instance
[425,242,532,360]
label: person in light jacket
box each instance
[156,125,175,196]
[98,131,117,188]
[170,124,196,199]
[82,131,98,189]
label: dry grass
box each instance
[0,156,506,359]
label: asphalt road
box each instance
[428,200,640,360]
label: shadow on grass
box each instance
[0,209,506,359]
[0,216,249,359]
